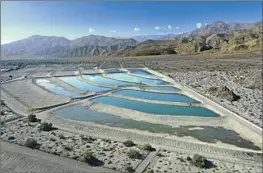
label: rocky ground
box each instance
[0,101,20,123]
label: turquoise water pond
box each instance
[113,90,198,103]
[129,70,157,77]
[105,72,167,85]
[82,74,135,86]
[54,106,260,150]
[58,76,111,92]
[36,79,84,98]
[141,86,180,91]
[92,96,217,117]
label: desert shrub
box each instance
[147,170,154,173]
[39,122,53,131]
[8,136,15,140]
[58,134,66,139]
[186,156,192,161]
[157,153,164,157]
[63,145,73,151]
[24,138,38,149]
[126,166,135,173]
[191,154,213,168]
[49,137,56,142]
[123,140,135,147]
[1,111,5,115]
[127,149,142,159]
[141,144,155,151]
[28,114,37,122]
[83,151,99,166]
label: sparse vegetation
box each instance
[157,153,164,157]
[24,138,38,149]
[123,140,135,147]
[38,122,53,131]
[127,149,142,159]
[28,114,37,122]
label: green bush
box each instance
[123,140,135,147]
[127,149,142,159]
[28,114,37,122]
[39,122,53,131]
[83,151,99,166]
[24,138,38,149]
[191,154,208,168]
[141,144,154,151]
[126,166,135,173]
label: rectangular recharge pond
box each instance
[129,69,157,77]
[113,90,198,103]
[92,96,217,117]
[82,74,136,87]
[142,86,180,91]
[58,76,111,92]
[105,72,167,85]
[54,106,260,150]
[36,79,84,98]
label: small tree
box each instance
[28,114,37,122]
[39,122,53,131]
[127,149,142,159]
[123,140,135,147]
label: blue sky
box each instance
[1,1,262,43]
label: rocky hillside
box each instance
[1,35,138,58]
[115,21,262,56]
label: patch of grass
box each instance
[49,137,56,142]
[123,140,135,147]
[127,149,142,159]
[63,145,73,151]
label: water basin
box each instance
[54,105,260,150]
[92,96,217,117]
[82,74,135,86]
[105,72,167,85]
[113,89,198,103]
[36,79,84,98]
[58,76,111,92]
[129,69,157,77]
[142,86,180,91]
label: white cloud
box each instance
[110,30,116,33]
[196,23,202,29]
[89,28,96,32]
[175,26,179,29]
[168,25,172,29]
[134,27,140,32]
[155,26,160,30]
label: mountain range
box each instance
[1,21,262,59]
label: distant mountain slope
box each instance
[1,35,138,58]
[132,34,178,42]
[1,21,262,59]
[114,21,262,56]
